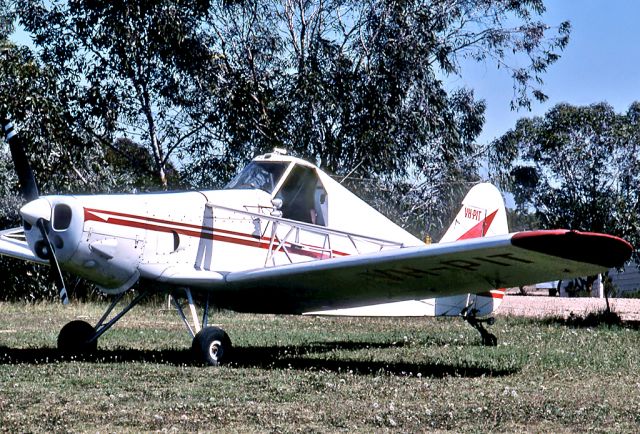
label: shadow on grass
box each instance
[231,341,519,377]
[540,309,640,329]
[0,346,193,365]
[0,340,519,378]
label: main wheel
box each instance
[192,326,232,366]
[57,320,98,353]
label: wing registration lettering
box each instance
[359,252,537,283]
[486,253,535,264]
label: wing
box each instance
[0,227,47,264]
[147,230,634,314]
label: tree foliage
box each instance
[5,0,571,237]
[0,40,170,194]
[181,0,570,237]
[0,1,572,299]
[489,102,640,249]
[14,0,214,189]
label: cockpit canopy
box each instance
[224,161,289,194]
[224,158,328,226]
[220,152,421,245]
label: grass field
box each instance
[1,302,640,432]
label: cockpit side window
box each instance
[224,162,289,194]
[276,165,327,226]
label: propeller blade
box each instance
[2,116,68,303]
[36,218,69,305]
[1,117,39,201]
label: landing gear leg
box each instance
[56,289,151,353]
[171,289,232,366]
[462,307,497,347]
[56,287,232,365]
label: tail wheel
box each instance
[462,313,498,347]
[482,332,498,347]
[192,326,232,366]
[57,320,98,353]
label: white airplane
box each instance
[0,118,633,365]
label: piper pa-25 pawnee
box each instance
[0,118,633,365]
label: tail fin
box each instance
[436,183,509,317]
[440,183,508,243]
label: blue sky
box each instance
[455,0,640,145]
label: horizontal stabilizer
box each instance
[305,290,505,317]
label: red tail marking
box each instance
[456,209,498,240]
[476,289,506,299]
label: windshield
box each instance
[224,161,290,194]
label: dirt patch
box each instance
[498,296,640,321]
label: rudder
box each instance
[439,182,508,243]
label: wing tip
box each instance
[511,230,634,269]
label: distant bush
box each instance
[544,309,623,328]
[618,290,640,299]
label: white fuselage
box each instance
[21,154,422,294]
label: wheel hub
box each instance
[208,339,222,361]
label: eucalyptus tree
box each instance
[15,0,216,189]
[11,0,571,236]
[490,102,640,249]
[184,0,571,237]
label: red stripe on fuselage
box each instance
[83,208,348,259]
[85,207,211,232]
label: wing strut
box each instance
[171,288,206,337]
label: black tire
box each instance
[192,326,232,366]
[57,320,98,353]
